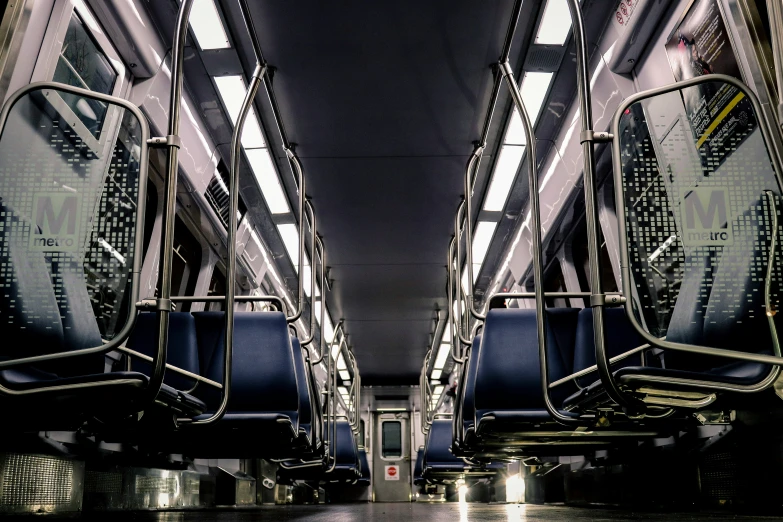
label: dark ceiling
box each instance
[226,1,529,385]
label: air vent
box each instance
[524,45,565,73]
[204,160,247,229]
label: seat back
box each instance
[334,420,359,470]
[291,337,314,440]
[572,308,646,387]
[127,312,200,390]
[458,335,481,440]
[424,419,462,469]
[615,81,782,383]
[358,448,371,481]
[473,308,579,419]
[192,312,299,424]
[413,446,425,484]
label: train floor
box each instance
[8,503,782,521]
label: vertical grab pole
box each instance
[498,62,580,425]
[150,0,196,405]
[184,65,266,426]
[453,207,474,347]
[565,0,639,411]
[286,153,308,323]
[300,201,318,345]
[768,0,783,127]
[235,0,308,324]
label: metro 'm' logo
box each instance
[681,187,733,246]
[29,193,81,251]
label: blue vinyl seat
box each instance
[160,311,303,458]
[472,308,580,435]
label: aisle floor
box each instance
[53,503,783,521]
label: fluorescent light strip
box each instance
[189,0,230,50]
[535,0,572,45]
[276,223,299,272]
[504,109,526,145]
[337,353,348,371]
[433,343,450,370]
[339,370,351,381]
[521,72,553,126]
[431,368,442,380]
[244,149,289,214]
[472,221,498,267]
[213,76,265,148]
[483,145,524,211]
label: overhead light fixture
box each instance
[535,0,572,46]
[433,343,450,370]
[337,353,348,371]
[331,341,341,360]
[483,145,524,212]
[472,221,498,267]
[213,76,265,148]
[431,368,442,380]
[244,149,289,214]
[189,0,230,50]
[276,223,299,272]
[323,311,335,343]
[338,386,348,396]
[303,254,318,297]
[521,72,554,126]
[504,109,526,145]
[339,370,351,381]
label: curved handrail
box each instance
[498,61,581,426]
[300,204,319,346]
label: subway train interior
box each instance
[1,0,783,520]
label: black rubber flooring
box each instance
[62,503,783,521]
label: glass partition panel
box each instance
[615,78,782,365]
[0,85,147,362]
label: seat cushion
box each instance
[563,359,775,409]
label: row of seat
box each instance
[277,421,369,486]
[416,419,505,486]
[451,301,778,459]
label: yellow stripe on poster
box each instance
[695,91,746,149]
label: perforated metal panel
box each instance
[0,86,145,367]
[0,453,84,514]
[616,80,782,368]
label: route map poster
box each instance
[664,0,755,170]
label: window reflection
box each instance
[52,13,117,138]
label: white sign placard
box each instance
[384,465,400,481]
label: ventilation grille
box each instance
[84,470,123,494]
[525,45,564,72]
[0,454,73,506]
[134,476,178,494]
[700,452,740,501]
[204,162,247,230]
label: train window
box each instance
[381,421,402,458]
[163,217,202,312]
[572,223,619,306]
[52,12,117,137]
[207,266,227,311]
[544,261,567,308]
